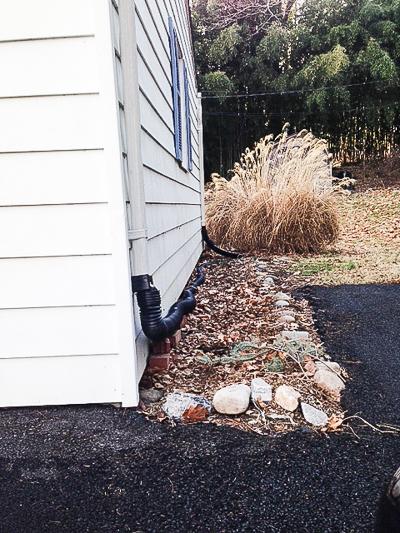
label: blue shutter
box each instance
[183,65,193,171]
[168,17,182,161]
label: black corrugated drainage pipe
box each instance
[201,226,241,258]
[132,267,205,343]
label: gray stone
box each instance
[262,277,275,287]
[275,300,290,308]
[256,262,269,272]
[273,292,291,301]
[278,309,295,316]
[277,315,296,324]
[281,330,310,341]
[315,361,341,374]
[314,368,345,400]
[275,385,300,412]
[301,402,328,427]
[213,384,251,415]
[162,392,212,420]
[251,378,272,403]
[139,388,164,404]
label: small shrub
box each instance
[206,127,339,253]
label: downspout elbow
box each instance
[132,269,205,343]
[201,226,240,258]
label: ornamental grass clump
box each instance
[206,127,339,253]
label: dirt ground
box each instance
[292,161,400,285]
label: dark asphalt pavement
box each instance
[0,284,400,532]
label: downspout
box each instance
[198,92,206,229]
[119,0,149,278]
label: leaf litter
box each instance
[140,253,346,434]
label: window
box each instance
[168,17,193,171]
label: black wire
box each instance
[203,100,400,119]
[201,80,397,99]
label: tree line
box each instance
[192,0,400,178]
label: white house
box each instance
[0,0,204,407]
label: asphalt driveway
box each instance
[0,283,400,532]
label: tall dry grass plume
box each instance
[206,126,339,253]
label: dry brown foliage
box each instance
[206,128,340,253]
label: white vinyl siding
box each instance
[0,0,203,408]
[135,0,203,313]
[0,0,137,407]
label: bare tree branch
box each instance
[208,0,295,32]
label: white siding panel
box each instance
[146,203,202,239]
[154,232,203,305]
[0,37,99,97]
[141,131,199,190]
[143,166,200,204]
[147,217,201,275]
[0,306,118,358]
[0,204,112,258]
[139,93,175,155]
[0,0,96,42]
[0,255,115,309]
[0,354,120,407]
[138,53,173,125]
[160,240,203,311]
[136,2,170,69]
[0,95,103,153]
[111,3,121,55]
[0,150,107,206]
[145,0,169,47]
[135,19,171,97]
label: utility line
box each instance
[201,80,397,99]
[203,100,400,118]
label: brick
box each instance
[146,354,171,373]
[151,338,171,355]
[169,329,182,349]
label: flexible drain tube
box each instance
[201,226,240,258]
[132,267,205,343]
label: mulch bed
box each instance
[140,253,346,434]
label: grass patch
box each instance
[294,258,358,277]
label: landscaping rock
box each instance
[251,378,272,403]
[278,308,295,316]
[273,292,291,301]
[275,385,300,412]
[255,262,269,272]
[315,361,341,374]
[281,331,310,341]
[314,368,345,400]
[301,402,328,427]
[277,315,296,324]
[213,384,251,415]
[162,392,212,421]
[139,388,164,404]
[263,277,275,286]
[275,300,290,308]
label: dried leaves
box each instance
[141,254,345,433]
